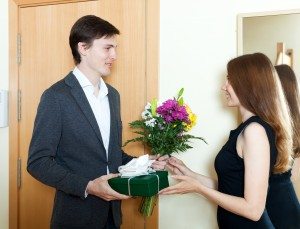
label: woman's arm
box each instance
[160,123,270,221]
[194,173,218,190]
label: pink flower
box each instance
[156,99,189,123]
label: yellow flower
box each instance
[184,105,197,131]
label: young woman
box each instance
[265,64,300,229]
[160,53,293,228]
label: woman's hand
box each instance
[150,154,170,171]
[159,175,202,195]
[166,156,195,177]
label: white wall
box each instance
[0,0,9,229]
[159,1,300,228]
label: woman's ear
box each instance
[77,42,88,56]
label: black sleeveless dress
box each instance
[214,116,275,229]
[266,170,300,229]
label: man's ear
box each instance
[78,42,89,56]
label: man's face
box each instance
[83,35,117,77]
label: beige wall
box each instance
[0,0,9,229]
[159,1,300,228]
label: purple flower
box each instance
[156,99,189,123]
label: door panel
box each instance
[18,1,151,228]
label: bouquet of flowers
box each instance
[123,88,207,216]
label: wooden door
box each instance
[9,0,159,228]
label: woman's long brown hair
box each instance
[275,64,300,158]
[227,53,293,174]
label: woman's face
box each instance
[221,77,240,107]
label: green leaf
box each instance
[178,97,184,106]
[151,99,157,116]
[122,137,145,147]
[177,88,184,100]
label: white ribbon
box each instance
[118,154,155,177]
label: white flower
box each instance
[158,123,164,130]
[145,102,151,110]
[141,110,152,119]
[145,118,156,127]
[141,103,153,119]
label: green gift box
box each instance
[108,171,169,197]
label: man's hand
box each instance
[86,174,130,201]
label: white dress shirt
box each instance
[73,67,111,173]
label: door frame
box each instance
[9,0,159,228]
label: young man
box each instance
[28,15,135,229]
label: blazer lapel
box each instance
[107,87,117,154]
[64,72,105,149]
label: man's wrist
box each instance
[85,180,94,197]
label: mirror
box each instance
[238,9,300,198]
[238,10,300,76]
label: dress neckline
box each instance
[230,115,259,135]
[241,115,259,124]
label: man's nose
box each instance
[110,49,117,60]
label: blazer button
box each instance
[107,161,111,165]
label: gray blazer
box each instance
[27,72,133,229]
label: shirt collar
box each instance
[73,67,108,98]
[99,77,108,98]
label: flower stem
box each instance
[139,195,158,217]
